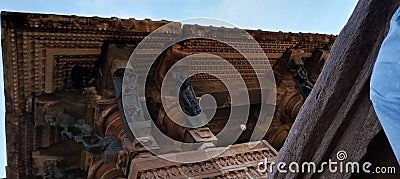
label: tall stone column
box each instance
[269,0,400,178]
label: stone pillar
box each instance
[269,0,400,178]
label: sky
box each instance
[0,0,358,177]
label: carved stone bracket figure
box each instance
[74,135,122,155]
[288,56,314,98]
[44,111,122,160]
[174,72,208,128]
[176,74,201,117]
[44,112,93,139]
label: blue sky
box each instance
[0,0,358,177]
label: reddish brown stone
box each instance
[269,0,400,178]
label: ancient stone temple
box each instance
[1,2,399,178]
[1,11,335,178]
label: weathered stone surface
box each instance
[269,0,400,178]
[11,7,400,177]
